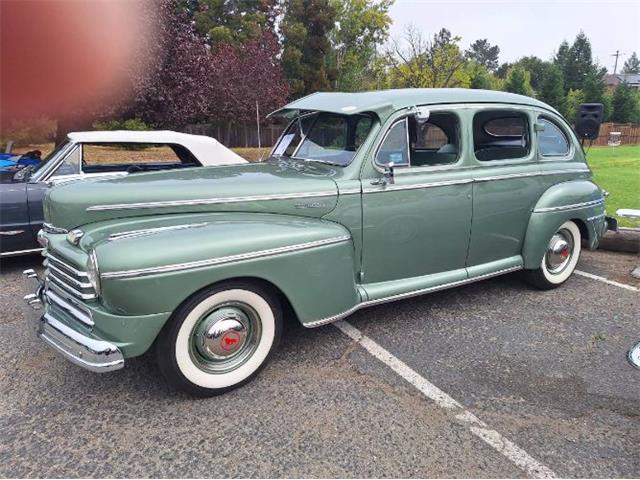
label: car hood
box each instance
[44,159,340,231]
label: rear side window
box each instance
[473,110,530,161]
[538,118,570,157]
[82,143,183,165]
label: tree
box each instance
[622,52,640,74]
[186,0,278,46]
[281,0,337,98]
[556,32,596,92]
[387,26,470,88]
[513,56,548,91]
[537,64,564,111]
[503,65,533,96]
[563,88,585,121]
[328,0,393,91]
[465,39,500,71]
[611,82,640,123]
[582,68,606,104]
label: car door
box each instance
[360,109,473,299]
[466,107,545,272]
[0,181,35,254]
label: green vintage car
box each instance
[24,89,612,395]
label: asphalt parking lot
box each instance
[1,249,638,478]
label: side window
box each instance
[376,111,460,168]
[538,118,570,157]
[51,145,81,177]
[473,110,530,161]
[82,143,182,167]
[375,119,409,167]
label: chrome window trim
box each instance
[30,141,76,182]
[108,223,209,241]
[533,198,604,213]
[101,235,352,279]
[86,190,337,212]
[373,117,411,169]
[305,265,523,328]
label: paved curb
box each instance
[598,228,640,254]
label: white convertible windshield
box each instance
[273,112,374,166]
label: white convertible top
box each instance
[67,130,246,165]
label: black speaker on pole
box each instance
[575,103,604,140]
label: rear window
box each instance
[473,110,530,162]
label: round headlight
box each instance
[86,249,101,296]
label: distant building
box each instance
[605,73,640,91]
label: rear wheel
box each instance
[525,220,581,290]
[157,281,282,396]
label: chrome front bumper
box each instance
[23,269,124,373]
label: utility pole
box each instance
[612,50,622,74]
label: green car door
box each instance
[360,109,473,298]
[465,107,545,272]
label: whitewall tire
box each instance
[526,220,582,290]
[157,281,282,396]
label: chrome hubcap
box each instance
[545,229,574,274]
[190,303,260,373]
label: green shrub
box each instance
[93,118,149,131]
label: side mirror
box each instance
[575,103,604,140]
[411,106,430,124]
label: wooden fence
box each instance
[592,122,640,146]
[185,121,640,149]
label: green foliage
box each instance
[622,52,640,74]
[328,0,393,92]
[537,64,564,111]
[0,116,56,147]
[387,27,469,88]
[188,0,277,46]
[563,88,585,121]
[281,0,337,98]
[467,61,501,90]
[465,39,500,72]
[513,56,548,91]
[555,31,598,92]
[611,82,640,123]
[93,118,150,131]
[503,65,533,96]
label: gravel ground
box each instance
[0,249,638,478]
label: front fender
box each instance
[91,212,359,334]
[522,180,606,269]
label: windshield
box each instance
[29,140,73,181]
[272,112,374,166]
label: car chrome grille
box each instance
[43,253,97,301]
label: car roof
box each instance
[271,88,560,120]
[66,130,246,165]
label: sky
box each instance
[388,0,640,73]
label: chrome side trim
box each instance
[339,188,362,195]
[304,266,522,328]
[587,213,606,222]
[474,168,590,183]
[102,235,352,279]
[533,198,604,213]
[108,222,209,241]
[43,223,69,234]
[0,230,25,236]
[0,247,43,258]
[363,178,472,194]
[86,191,337,212]
[45,287,94,327]
[539,168,590,176]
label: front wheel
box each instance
[525,220,582,290]
[156,281,282,396]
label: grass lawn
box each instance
[585,145,640,227]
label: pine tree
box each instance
[503,66,533,96]
[538,64,564,111]
[622,52,640,74]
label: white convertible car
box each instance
[1,130,246,257]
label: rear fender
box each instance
[522,180,606,269]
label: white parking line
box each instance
[575,269,639,292]
[334,320,557,479]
